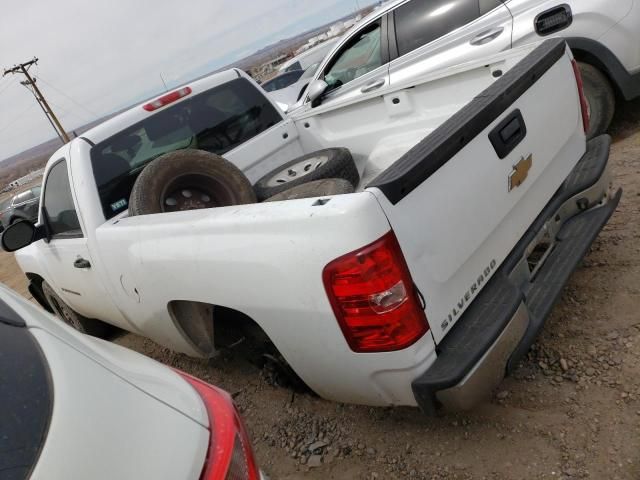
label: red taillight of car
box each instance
[571,59,590,134]
[176,371,259,480]
[143,86,192,111]
[323,231,429,353]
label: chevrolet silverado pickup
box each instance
[2,39,621,413]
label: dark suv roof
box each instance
[0,299,53,480]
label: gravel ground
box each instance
[1,98,639,479]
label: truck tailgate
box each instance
[368,39,586,344]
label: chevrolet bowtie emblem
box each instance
[509,154,532,192]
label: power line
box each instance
[3,57,70,143]
[45,95,93,124]
[0,103,38,136]
[35,74,98,117]
[0,75,18,96]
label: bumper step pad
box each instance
[508,189,621,369]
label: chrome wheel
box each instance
[266,155,329,187]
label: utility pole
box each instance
[21,79,64,143]
[3,58,70,143]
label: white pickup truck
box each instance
[2,39,621,413]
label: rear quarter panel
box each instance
[1,283,209,427]
[509,0,635,64]
[598,2,640,73]
[29,328,208,480]
[94,193,436,406]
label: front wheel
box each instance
[579,62,615,139]
[42,282,115,338]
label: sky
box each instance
[0,0,377,161]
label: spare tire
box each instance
[265,178,354,202]
[129,149,256,216]
[253,148,358,201]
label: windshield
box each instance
[91,77,282,219]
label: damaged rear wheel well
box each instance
[168,301,272,357]
[168,301,308,390]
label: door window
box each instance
[43,160,82,238]
[324,20,383,92]
[479,0,503,15]
[394,0,481,57]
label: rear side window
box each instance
[43,160,82,238]
[394,0,480,57]
[91,78,282,220]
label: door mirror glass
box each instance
[306,80,328,103]
[1,221,36,252]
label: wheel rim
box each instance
[160,174,235,213]
[266,155,329,187]
[163,187,216,212]
[50,297,83,332]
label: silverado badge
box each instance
[509,154,532,192]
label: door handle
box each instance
[470,27,504,46]
[360,78,386,93]
[74,258,91,269]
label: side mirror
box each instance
[306,80,328,104]
[1,220,39,252]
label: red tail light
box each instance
[571,59,590,134]
[176,371,259,480]
[143,86,192,111]
[323,231,429,353]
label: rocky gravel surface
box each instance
[2,99,640,479]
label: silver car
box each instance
[302,0,640,138]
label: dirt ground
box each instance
[1,100,640,480]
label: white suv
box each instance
[301,0,640,138]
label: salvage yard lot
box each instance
[2,100,640,480]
